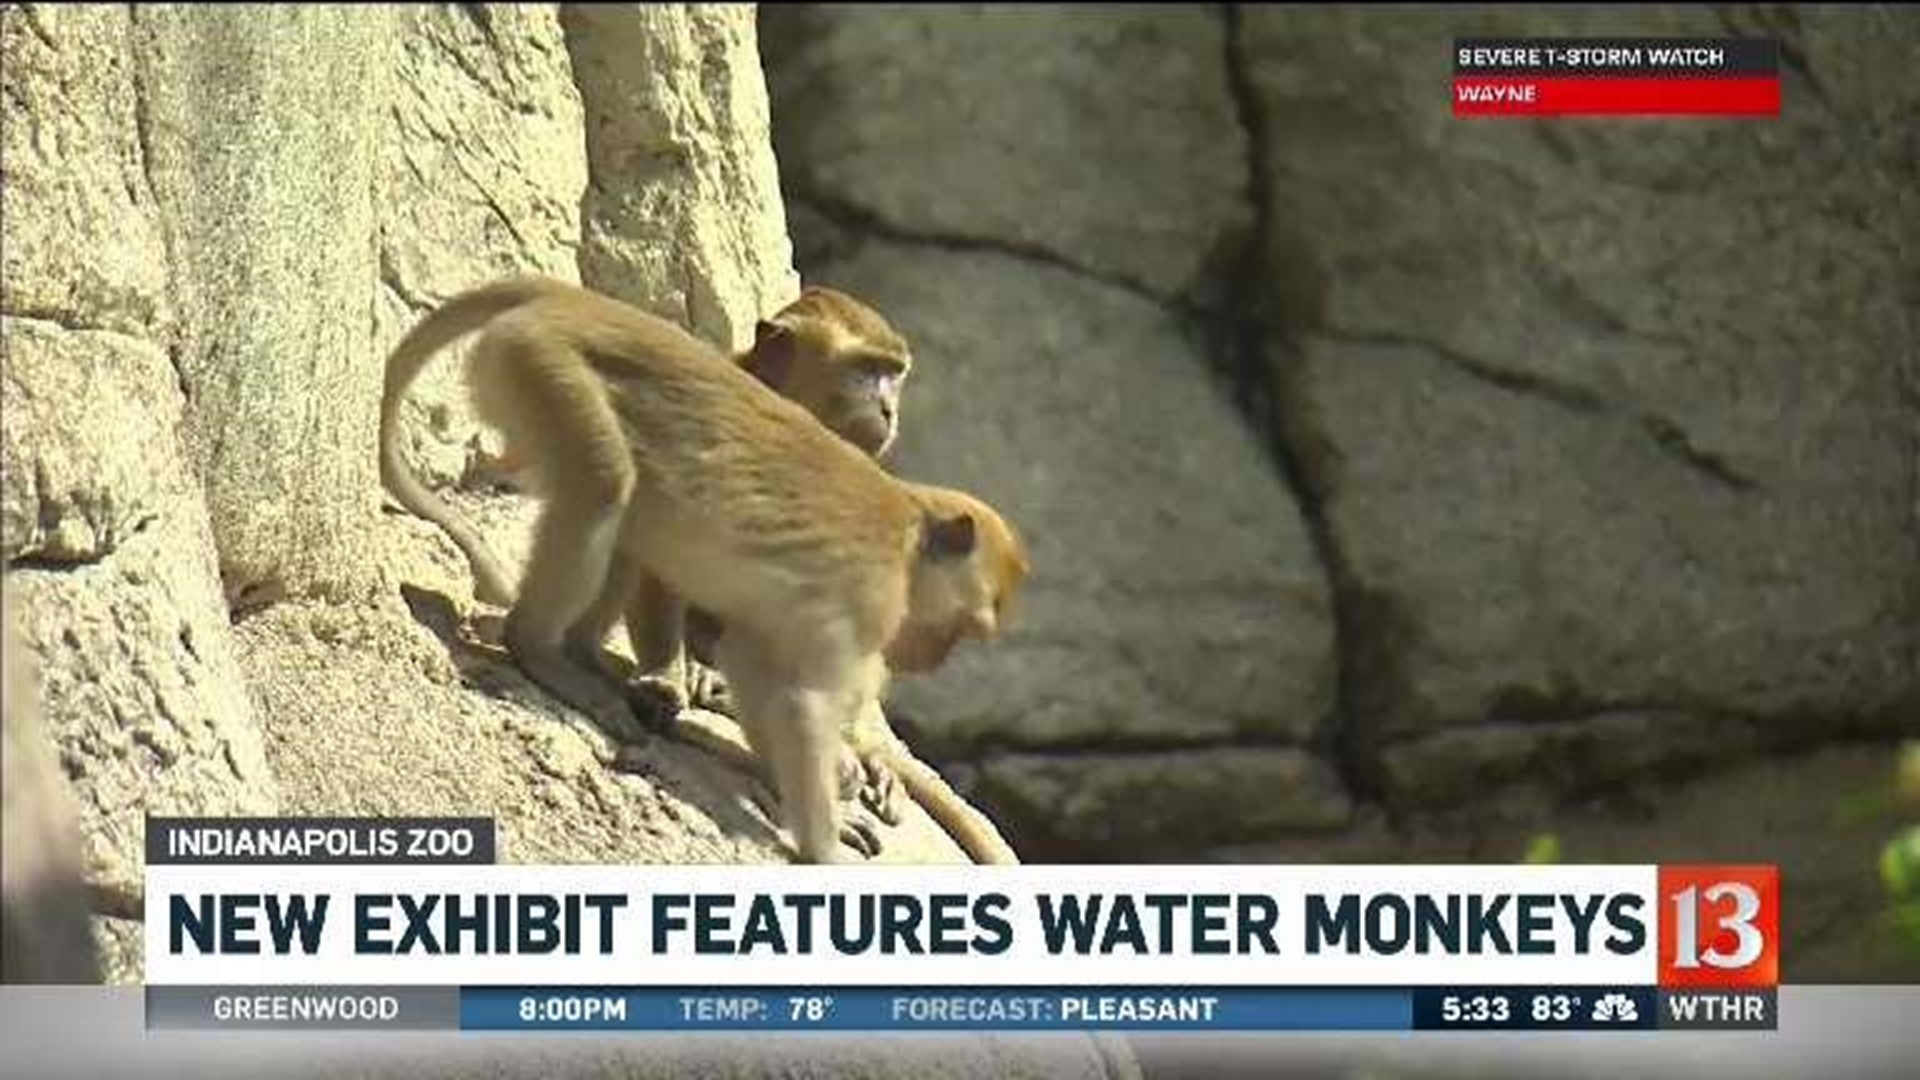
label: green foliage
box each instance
[1520,833,1562,865]
[1884,899,1920,958]
[1880,825,1920,900]
[1832,789,1897,828]
[1899,741,1920,807]
[1876,741,1920,955]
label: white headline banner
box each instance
[144,864,1661,987]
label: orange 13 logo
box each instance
[1658,865,1780,988]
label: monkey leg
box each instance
[564,544,641,676]
[715,635,871,864]
[646,712,889,858]
[622,572,696,730]
[738,707,881,860]
[764,687,855,864]
[503,465,646,742]
[680,607,735,713]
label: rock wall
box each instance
[0,11,1060,1045]
[136,6,395,609]
[763,3,1350,855]
[1241,7,1916,804]
[4,0,1915,1005]
[760,5,1920,978]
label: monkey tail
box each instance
[890,752,1023,865]
[379,277,564,607]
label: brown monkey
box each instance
[389,279,1015,862]
[738,286,911,458]
[660,294,1022,864]
[629,285,913,716]
[382,283,912,708]
[378,277,1028,863]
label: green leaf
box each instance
[1521,833,1563,865]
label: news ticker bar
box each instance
[144,985,1776,1033]
[1453,37,1780,118]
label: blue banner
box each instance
[460,986,1412,1032]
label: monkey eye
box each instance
[853,353,909,378]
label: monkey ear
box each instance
[742,320,795,388]
[921,512,977,560]
[754,317,787,341]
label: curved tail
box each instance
[890,751,1023,865]
[379,277,567,607]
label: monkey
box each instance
[2,585,104,983]
[378,276,1029,863]
[668,499,1023,866]
[730,302,1022,864]
[384,284,910,703]
[629,284,913,716]
[739,285,911,459]
[589,292,1020,865]
[386,278,1018,863]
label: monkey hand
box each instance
[847,748,906,827]
[625,666,731,729]
[684,661,732,715]
[624,674,689,733]
[839,807,885,860]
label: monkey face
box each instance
[742,307,910,462]
[885,621,959,673]
[886,598,1004,673]
[832,371,902,457]
[817,347,907,459]
[892,498,1027,673]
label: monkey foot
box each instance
[468,611,507,648]
[685,663,733,715]
[625,675,689,733]
[858,751,907,826]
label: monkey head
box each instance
[742,287,913,459]
[889,485,1030,674]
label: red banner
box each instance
[1454,77,1780,117]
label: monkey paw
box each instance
[840,810,885,860]
[625,675,688,733]
[833,747,864,801]
[684,663,733,715]
[836,747,905,827]
[857,751,907,827]
[468,611,507,649]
